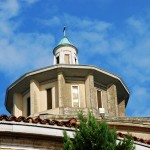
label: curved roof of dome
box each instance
[53,36,78,54]
[57,36,73,46]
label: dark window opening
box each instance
[47,88,52,109]
[97,90,102,108]
[75,58,77,64]
[56,56,59,64]
[27,97,30,116]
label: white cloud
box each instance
[0,33,54,75]
[127,16,149,35]
[0,0,19,20]
[64,15,112,33]
[0,0,20,36]
[0,0,54,77]
[37,16,61,27]
[39,14,112,33]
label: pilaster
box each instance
[85,74,97,109]
[58,72,65,113]
[13,93,22,117]
[30,79,40,114]
[118,99,126,116]
[107,84,118,116]
[101,90,108,115]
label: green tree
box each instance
[63,112,135,150]
[116,134,135,150]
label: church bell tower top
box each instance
[57,26,74,47]
[53,27,78,54]
[53,27,79,65]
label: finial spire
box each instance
[63,26,66,37]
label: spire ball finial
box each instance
[63,26,66,37]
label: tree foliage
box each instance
[63,112,135,150]
[116,134,135,150]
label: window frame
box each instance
[96,89,103,108]
[71,85,80,108]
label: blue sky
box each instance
[0,0,150,117]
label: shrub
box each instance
[63,112,135,150]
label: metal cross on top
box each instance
[63,26,66,37]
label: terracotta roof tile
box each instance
[0,114,77,127]
[117,132,150,145]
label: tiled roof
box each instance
[0,114,77,127]
[0,114,149,145]
[117,132,150,145]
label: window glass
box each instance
[72,86,79,107]
[75,58,77,64]
[97,90,102,108]
[56,56,59,64]
[47,88,52,109]
[27,97,30,116]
